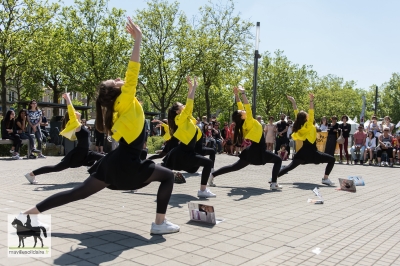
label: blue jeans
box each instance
[350,145,365,161]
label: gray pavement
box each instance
[0,154,399,266]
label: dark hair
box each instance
[371,115,377,120]
[61,111,70,131]
[269,116,274,120]
[280,144,286,149]
[29,99,38,111]
[95,82,122,134]
[341,115,348,121]
[167,102,181,136]
[4,110,15,129]
[232,111,244,145]
[320,116,327,125]
[16,109,27,122]
[331,116,337,121]
[368,131,374,138]
[292,111,308,133]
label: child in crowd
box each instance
[278,144,288,161]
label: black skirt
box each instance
[89,125,155,190]
[163,132,200,173]
[239,134,274,165]
[62,147,104,168]
[163,137,179,154]
[293,139,329,164]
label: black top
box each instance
[76,125,90,149]
[212,129,222,140]
[339,123,351,138]
[1,119,15,138]
[276,120,288,139]
[40,116,47,130]
[327,123,339,136]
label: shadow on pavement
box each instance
[218,186,274,201]
[33,182,83,191]
[292,182,326,190]
[122,192,207,208]
[52,230,165,265]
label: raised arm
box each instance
[287,95,298,117]
[60,93,82,138]
[176,76,197,125]
[126,17,141,63]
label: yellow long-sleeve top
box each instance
[291,109,317,143]
[60,104,81,141]
[111,61,144,144]
[173,98,197,145]
[189,115,203,141]
[161,123,171,141]
[237,102,262,143]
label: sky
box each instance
[58,0,400,90]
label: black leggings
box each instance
[212,153,282,182]
[201,147,216,168]
[278,154,335,177]
[33,160,70,176]
[8,134,22,153]
[36,164,174,214]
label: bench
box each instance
[0,138,32,159]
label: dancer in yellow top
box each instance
[163,76,216,198]
[277,94,335,185]
[209,86,283,190]
[20,17,180,235]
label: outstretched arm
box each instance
[238,86,249,104]
[309,93,314,110]
[126,17,141,63]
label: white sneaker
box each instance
[12,155,20,160]
[24,173,38,184]
[270,183,283,190]
[150,219,180,234]
[37,154,46,159]
[197,188,216,198]
[16,213,50,230]
[208,174,216,187]
[322,178,335,186]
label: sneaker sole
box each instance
[150,228,180,235]
[198,195,216,198]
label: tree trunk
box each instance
[1,65,7,117]
[53,91,60,116]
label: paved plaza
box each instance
[0,155,399,266]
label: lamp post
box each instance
[252,22,261,118]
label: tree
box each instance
[378,73,400,123]
[0,0,58,116]
[244,50,312,119]
[61,0,131,115]
[134,0,195,118]
[194,0,253,119]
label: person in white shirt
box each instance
[364,131,376,165]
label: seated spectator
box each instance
[1,110,22,159]
[364,131,376,165]
[377,127,394,167]
[367,115,382,138]
[205,125,215,148]
[212,123,224,154]
[40,115,50,140]
[278,144,288,160]
[392,133,400,164]
[350,125,367,164]
[15,109,39,159]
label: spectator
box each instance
[377,127,394,167]
[27,99,46,158]
[277,144,288,160]
[318,116,328,132]
[286,119,293,157]
[338,115,351,164]
[325,116,339,156]
[383,116,394,132]
[274,113,288,155]
[364,131,376,165]
[15,109,38,159]
[350,125,367,164]
[1,110,22,159]
[264,116,276,152]
[393,133,400,164]
[40,115,50,140]
[224,122,233,155]
[212,123,224,154]
[205,125,214,148]
[95,128,104,154]
[367,115,381,138]
[256,115,265,128]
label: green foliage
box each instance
[134,0,195,118]
[146,136,164,154]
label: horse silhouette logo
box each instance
[8,213,51,257]
[11,214,48,248]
